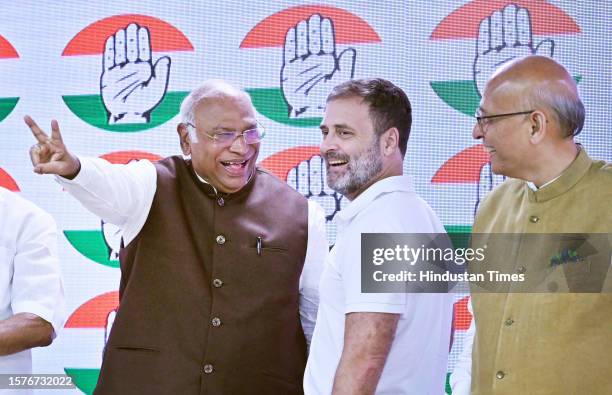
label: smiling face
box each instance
[473,83,532,178]
[179,93,260,193]
[320,97,383,200]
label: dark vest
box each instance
[94,156,309,395]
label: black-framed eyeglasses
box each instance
[475,110,534,130]
[186,122,265,147]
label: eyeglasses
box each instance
[186,122,265,146]
[475,110,534,131]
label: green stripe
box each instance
[431,76,582,117]
[445,225,472,249]
[62,91,188,132]
[64,368,99,395]
[0,97,18,122]
[246,87,322,127]
[63,230,119,268]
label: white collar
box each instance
[337,175,414,224]
[526,174,561,191]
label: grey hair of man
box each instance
[524,84,585,138]
[179,80,252,143]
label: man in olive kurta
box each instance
[469,55,612,394]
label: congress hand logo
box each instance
[430,0,580,116]
[281,14,356,119]
[241,5,380,127]
[101,23,171,124]
[62,14,193,132]
[473,4,554,97]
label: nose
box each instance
[472,123,484,140]
[320,133,337,157]
[229,134,249,154]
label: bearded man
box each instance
[303,78,453,395]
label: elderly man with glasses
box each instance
[462,55,612,394]
[25,79,327,395]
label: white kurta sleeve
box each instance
[11,204,66,337]
[55,156,157,246]
[299,200,327,347]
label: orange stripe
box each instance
[453,296,472,330]
[431,0,580,40]
[240,5,380,49]
[0,36,19,58]
[62,14,194,56]
[0,168,19,191]
[431,145,489,184]
[65,291,119,328]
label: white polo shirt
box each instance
[304,176,453,394]
[0,187,66,375]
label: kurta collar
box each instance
[186,159,257,202]
[336,175,414,225]
[526,148,592,203]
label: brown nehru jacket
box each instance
[94,156,309,394]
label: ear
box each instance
[177,123,192,155]
[380,127,399,156]
[528,110,548,144]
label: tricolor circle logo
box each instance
[64,291,119,394]
[63,151,161,267]
[429,1,582,223]
[429,0,581,117]
[241,5,381,127]
[61,14,194,132]
[0,35,19,122]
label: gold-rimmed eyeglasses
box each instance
[186,122,266,147]
[475,110,534,131]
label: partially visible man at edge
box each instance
[25,79,327,394]
[304,78,453,395]
[467,55,612,394]
[1,188,66,395]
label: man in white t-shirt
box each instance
[0,187,66,389]
[304,78,453,394]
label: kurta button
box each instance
[216,235,226,245]
[217,197,224,207]
[211,317,221,327]
[517,266,526,274]
[203,364,214,374]
[505,318,514,326]
[529,215,540,223]
[496,371,505,379]
[213,278,223,288]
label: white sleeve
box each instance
[299,200,327,347]
[11,206,66,337]
[449,298,474,395]
[55,156,157,246]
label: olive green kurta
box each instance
[471,148,612,394]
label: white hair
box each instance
[179,79,249,142]
[525,86,585,137]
